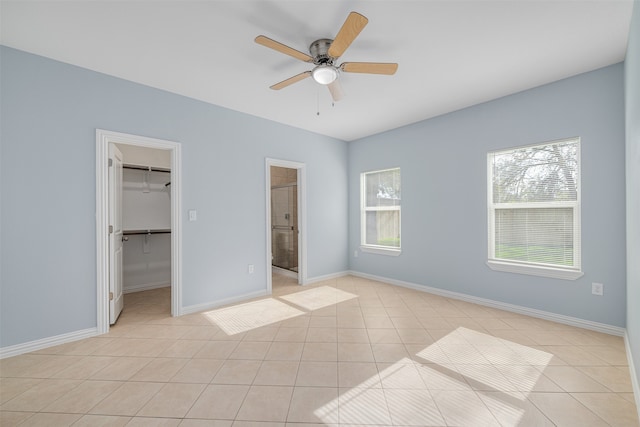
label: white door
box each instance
[109,144,124,324]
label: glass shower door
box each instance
[271,185,297,271]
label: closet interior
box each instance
[116,144,172,295]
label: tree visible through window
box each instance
[488,138,581,278]
[361,168,401,252]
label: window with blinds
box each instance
[361,168,401,255]
[487,138,582,279]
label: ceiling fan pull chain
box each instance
[316,88,320,116]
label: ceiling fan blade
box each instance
[327,79,344,102]
[327,12,368,59]
[255,35,313,63]
[341,62,398,75]
[270,71,312,90]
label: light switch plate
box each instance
[188,210,197,221]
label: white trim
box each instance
[123,282,171,294]
[96,135,109,334]
[487,260,584,280]
[0,328,98,359]
[360,246,402,257]
[181,290,268,315]
[624,331,640,421]
[265,158,308,293]
[96,129,183,336]
[349,270,625,336]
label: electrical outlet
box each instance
[248,264,254,274]
[592,282,604,296]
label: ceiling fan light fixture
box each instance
[311,65,338,85]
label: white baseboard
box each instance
[624,332,640,422]
[349,270,625,336]
[0,327,98,359]
[181,289,268,315]
[304,270,350,285]
[123,282,170,294]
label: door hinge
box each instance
[108,158,113,167]
[109,225,113,234]
[109,292,114,301]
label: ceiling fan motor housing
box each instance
[309,38,334,64]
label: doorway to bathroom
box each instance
[265,158,306,294]
[271,169,298,276]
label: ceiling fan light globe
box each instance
[312,65,338,85]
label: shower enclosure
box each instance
[271,182,298,272]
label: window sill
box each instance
[360,246,402,257]
[487,260,583,280]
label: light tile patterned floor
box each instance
[1,274,639,426]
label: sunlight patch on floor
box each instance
[203,298,304,334]
[314,327,553,426]
[279,286,358,311]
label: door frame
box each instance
[96,129,182,334]
[265,158,307,293]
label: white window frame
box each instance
[360,168,401,256]
[487,138,583,280]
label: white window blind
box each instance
[361,168,401,253]
[487,138,582,279]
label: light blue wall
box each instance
[625,0,640,395]
[0,41,632,350]
[0,46,348,348]
[349,63,627,327]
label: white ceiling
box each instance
[1,1,633,141]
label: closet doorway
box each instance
[96,130,182,334]
[265,158,307,294]
[119,148,172,321]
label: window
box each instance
[361,168,401,255]
[487,138,582,279]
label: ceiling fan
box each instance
[255,11,398,102]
